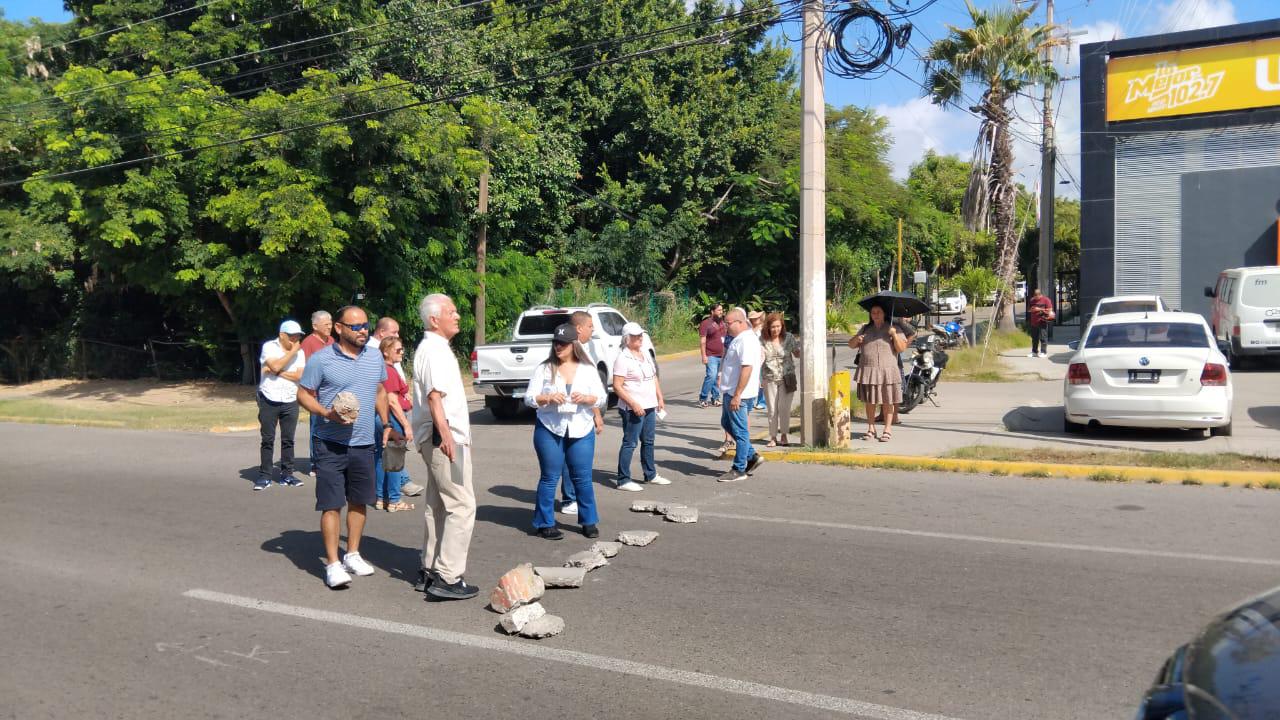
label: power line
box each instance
[3,9,779,188]
[1,0,231,64]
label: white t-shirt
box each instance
[411,332,470,447]
[258,339,305,402]
[612,349,658,412]
[719,330,762,399]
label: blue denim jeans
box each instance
[533,422,599,529]
[373,414,405,503]
[617,407,657,483]
[719,392,758,472]
[699,355,722,402]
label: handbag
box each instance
[383,439,407,472]
[783,371,798,393]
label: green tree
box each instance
[924,1,1057,330]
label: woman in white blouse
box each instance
[612,322,670,492]
[524,323,607,540]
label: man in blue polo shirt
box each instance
[297,305,391,589]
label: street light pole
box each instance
[1038,0,1055,338]
[799,0,828,446]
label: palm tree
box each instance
[924,1,1057,331]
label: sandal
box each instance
[861,430,878,441]
[879,430,893,442]
[385,501,415,512]
[374,500,385,510]
[765,440,777,448]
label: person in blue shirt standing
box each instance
[297,305,390,590]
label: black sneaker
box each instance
[253,475,271,491]
[745,454,764,474]
[717,468,748,483]
[413,569,435,593]
[426,578,479,601]
[582,524,599,538]
[278,474,305,487]
[537,527,564,540]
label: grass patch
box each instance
[0,397,261,431]
[944,445,1280,473]
[1088,470,1125,483]
[942,329,1033,382]
[1263,481,1280,490]
[1146,477,1164,484]
[1025,469,1051,478]
[989,467,1010,476]
[1182,477,1203,486]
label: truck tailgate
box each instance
[475,342,549,392]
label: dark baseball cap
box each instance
[552,323,577,344]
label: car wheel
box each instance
[1210,421,1233,437]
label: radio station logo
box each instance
[1124,61,1225,114]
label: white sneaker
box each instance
[559,501,579,515]
[1027,352,1037,358]
[1038,352,1049,358]
[617,481,644,492]
[325,562,352,588]
[648,475,672,485]
[343,551,375,577]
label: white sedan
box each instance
[935,288,967,314]
[1063,312,1233,437]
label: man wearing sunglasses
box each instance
[297,305,391,589]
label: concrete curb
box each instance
[655,348,701,362]
[209,423,259,433]
[0,415,126,429]
[757,449,1280,488]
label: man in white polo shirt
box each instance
[255,320,307,491]
[412,293,479,601]
[717,307,764,483]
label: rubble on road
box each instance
[589,541,622,558]
[533,566,586,588]
[564,550,608,571]
[630,500,659,512]
[489,563,545,613]
[663,507,698,523]
[499,602,546,634]
[518,613,565,639]
[617,530,659,546]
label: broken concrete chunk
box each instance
[589,541,622,558]
[564,550,608,571]
[617,530,659,547]
[654,502,687,514]
[499,602,546,634]
[489,563,546,614]
[663,507,699,523]
[533,566,586,588]
[630,500,659,513]
[518,613,565,639]
[332,391,360,423]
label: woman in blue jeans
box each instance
[524,324,607,540]
[612,322,671,492]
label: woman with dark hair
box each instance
[523,323,607,540]
[760,312,800,447]
[847,304,909,442]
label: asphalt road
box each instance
[4,357,1279,719]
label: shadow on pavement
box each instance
[260,529,420,586]
[1002,405,1209,444]
[1247,406,1280,430]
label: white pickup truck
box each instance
[470,304,656,419]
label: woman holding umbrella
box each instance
[848,296,916,442]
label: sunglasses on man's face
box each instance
[340,322,370,332]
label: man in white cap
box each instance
[255,320,307,491]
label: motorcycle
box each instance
[899,334,948,414]
[929,318,969,349]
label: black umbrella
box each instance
[857,290,930,321]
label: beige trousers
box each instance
[763,379,795,438]
[418,442,475,585]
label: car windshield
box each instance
[515,313,571,337]
[1183,586,1280,719]
[1084,322,1208,349]
[1241,273,1280,307]
[1097,300,1157,315]
[941,290,961,299]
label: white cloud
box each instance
[875,96,979,180]
[1149,0,1237,33]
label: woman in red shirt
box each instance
[376,338,415,512]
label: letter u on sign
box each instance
[1258,57,1280,92]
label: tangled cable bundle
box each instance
[812,0,939,80]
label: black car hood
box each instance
[1183,584,1280,719]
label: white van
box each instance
[1204,266,1280,367]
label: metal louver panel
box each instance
[1114,123,1280,311]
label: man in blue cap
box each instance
[254,319,307,491]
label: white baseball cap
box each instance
[279,320,304,336]
[621,321,645,337]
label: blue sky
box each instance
[4,0,1277,192]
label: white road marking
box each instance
[184,589,965,720]
[701,512,1280,567]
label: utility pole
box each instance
[1037,0,1055,339]
[799,0,828,447]
[473,142,491,350]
